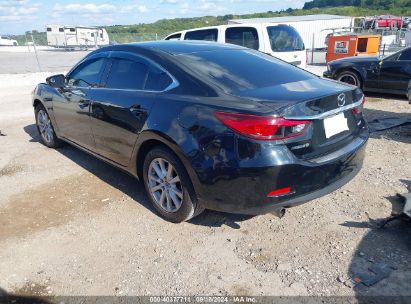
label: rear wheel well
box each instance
[136,139,197,196]
[136,139,169,180]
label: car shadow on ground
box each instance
[363,102,411,145]
[0,287,52,304]
[23,124,254,228]
[365,92,408,101]
[342,179,411,297]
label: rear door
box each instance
[379,48,411,92]
[90,51,176,166]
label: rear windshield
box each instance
[267,26,305,52]
[177,49,314,93]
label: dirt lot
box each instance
[0,70,410,299]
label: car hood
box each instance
[330,56,379,65]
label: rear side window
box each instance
[46,27,52,32]
[145,67,173,91]
[67,58,106,87]
[59,28,64,32]
[184,29,218,41]
[165,33,181,40]
[267,26,305,52]
[398,49,411,61]
[105,58,148,90]
[225,27,259,50]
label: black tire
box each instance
[35,104,61,148]
[337,70,362,88]
[143,146,204,223]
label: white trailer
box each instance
[46,25,109,49]
[229,14,354,49]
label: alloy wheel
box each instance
[338,74,358,86]
[37,109,54,144]
[148,158,183,212]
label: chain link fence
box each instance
[308,43,408,65]
[10,32,170,47]
[1,32,172,73]
[2,30,410,73]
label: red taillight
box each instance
[352,96,366,115]
[267,187,291,197]
[214,112,310,140]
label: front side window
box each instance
[225,27,259,50]
[105,58,149,90]
[267,26,305,52]
[46,27,52,32]
[165,33,181,40]
[67,58,106,87]
[59,28,64,32]
[184,29,218,41]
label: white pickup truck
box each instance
[0,36,18,46]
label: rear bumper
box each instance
[195,131,368,215]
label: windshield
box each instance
[267,26,305,52]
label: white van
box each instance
[0,36,18,46]
[164,24,307,68]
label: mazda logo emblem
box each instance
[337,93,346,107]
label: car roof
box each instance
[109,40,246,55]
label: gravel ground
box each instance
[0,50,89,74]
[0,70,410,299]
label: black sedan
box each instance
[32,41,368,222]
[324,47,411,96]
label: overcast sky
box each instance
[0,0,307,35]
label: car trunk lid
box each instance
[231,78,365,160]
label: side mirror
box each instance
[46,74,65,88]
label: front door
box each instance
[52,56,107,150]
[379,48,411,93]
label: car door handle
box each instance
[130,104,141,111]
